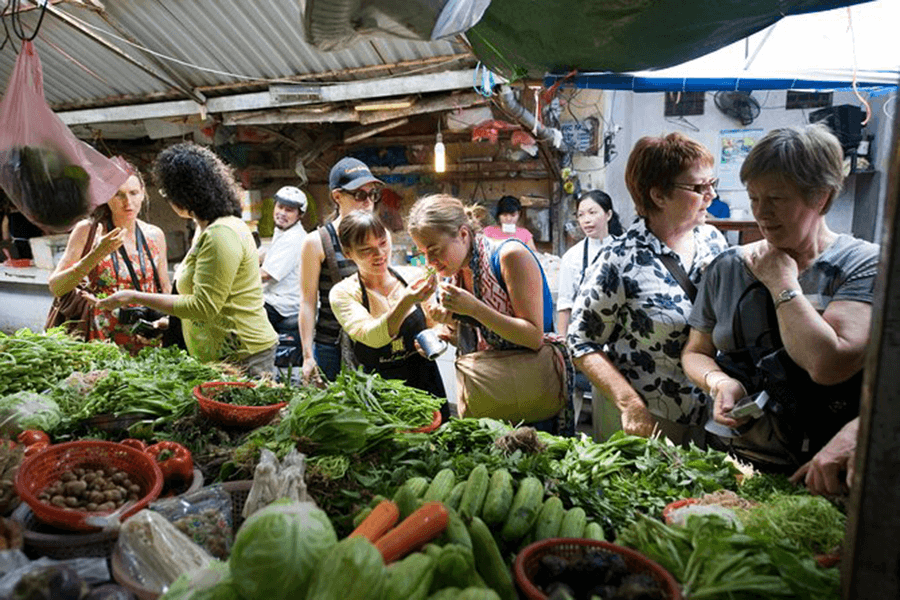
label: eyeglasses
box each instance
[344,187,382,203]
[672,179,719,195]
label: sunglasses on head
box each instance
[345,187,382,203]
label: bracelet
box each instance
[703,369,725,396]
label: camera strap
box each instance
[658,253,696,302]
[109,220,163,294]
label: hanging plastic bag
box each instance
[0,41,128,232]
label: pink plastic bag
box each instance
[0,41,128,232]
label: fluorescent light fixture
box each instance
[269,85,322,102]
[354,98,415,111]
[434,132,446,173]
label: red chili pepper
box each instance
[17,430,49,446]
[145,441,193,487]
[120,438,148,452]
[24,440,49,457]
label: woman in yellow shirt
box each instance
[96,143,277,377]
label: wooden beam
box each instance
[843,94,900,600]
[343,118,409,144]
[59,69,479,126]
[224,107,360,125]
[357,93,488,125]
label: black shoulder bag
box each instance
[714,281,861,467]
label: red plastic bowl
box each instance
[15,441,163,532]
[514,538,683,600]
[193,381,288,429]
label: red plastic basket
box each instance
[514,538,683,600]
[406,410,442,434]
[193,382,288,429]
[15,441,163,533]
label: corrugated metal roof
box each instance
[0,0,473,111]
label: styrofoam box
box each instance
[29,234,71,270]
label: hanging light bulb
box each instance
[434,121,446,173]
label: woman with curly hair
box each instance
[96,143,277,377]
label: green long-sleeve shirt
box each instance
[174,216,277,362]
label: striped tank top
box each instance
[315,221,358,345]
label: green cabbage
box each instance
[229,500,337,599]
[0,391,61,434]
[159,561,239,600]
[304,536,386,600]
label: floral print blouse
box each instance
[86,226,164,354]
[567,217,728,425]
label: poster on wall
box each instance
[718,129,764,190]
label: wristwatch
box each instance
[773,288,801,309]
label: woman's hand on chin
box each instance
[95,290,135,311]
[741,240,798,290]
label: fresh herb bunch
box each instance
[211,385,296,407]
[0,329,121,395]
[616,513,840,599]
[736,494,846,556]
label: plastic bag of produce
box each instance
[0,391,61,435]
[151,485,235,560]
[0,41,129,232]
[116,509,213,594]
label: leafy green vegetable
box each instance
[229,500,337,599]
[616,513,840,600]
[737,495,846,555]
[304,536,386,600]
[0,391,62,434]
[159,560,240,600]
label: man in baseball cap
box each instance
[260,186,308,360]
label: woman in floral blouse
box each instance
[49,161,170,354]
[567,133,728,447]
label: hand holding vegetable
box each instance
[94,289,137,311]
[437,282,480,319]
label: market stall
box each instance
[0,329,848,599]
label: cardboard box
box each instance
[29,234,71,270]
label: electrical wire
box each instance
[846,6,872,126]
[9,0,48,42]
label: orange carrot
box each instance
[374,501,449,564]
[349,499,400,543]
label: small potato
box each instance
[104,489,123,502]
[89,491,106,504]
[121,478,133,489]
[111,472,127,485]
[83,472,97,484]
[50,495,67,507]
[64,496,79,507]
[86,502,98,511]
[128,493,139,502]
[115,499,125,508]
[64,480,88,497]
[97,502,116,511]
[94,469,106,478]
[128,485,141,496]
[73,468,85,477]
[60,471,76,483]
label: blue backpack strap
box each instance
[490,239,555,333]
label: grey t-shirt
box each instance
[689,234,879,351]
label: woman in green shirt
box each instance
[96,143,278,377]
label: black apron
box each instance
[353,269,449,419]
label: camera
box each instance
[116,307,166,338]
[728,391,770,420]
[117,306,163,325]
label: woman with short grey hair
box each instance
[682,124,878,473]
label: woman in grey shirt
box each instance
[683,124,878,472]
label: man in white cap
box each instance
[261,186,308,340]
